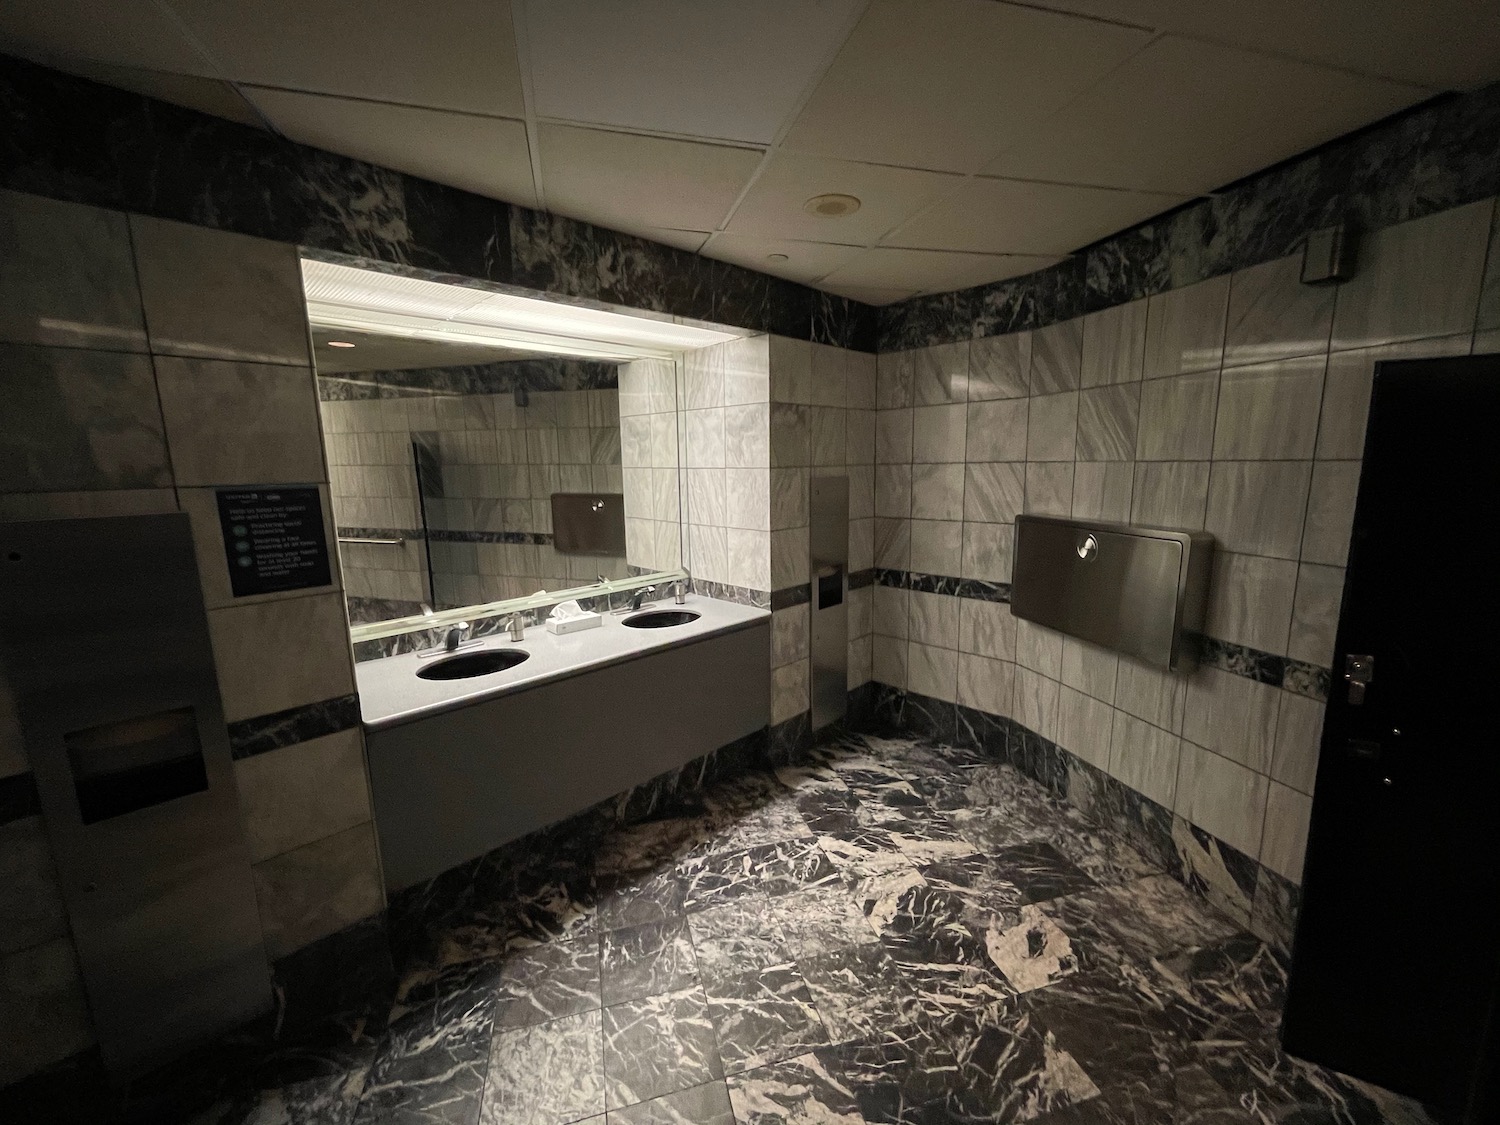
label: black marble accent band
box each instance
[1282,659,1333,703]
[227,694,363,760]
[770,583,811,611]
[318,358,618,399]
[428,528,554,546]
[338,526,426,542]
[1198,635,1284,686]
[688,577,771,610]
[0,771,40,826]
[848,568,876,591]
[875,568,1011,604]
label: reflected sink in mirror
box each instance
[622,610,701,629]
[416,649,531,680]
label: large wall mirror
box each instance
[302,259,734,657]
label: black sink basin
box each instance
[623,610,701,629]
[416,649,530,680]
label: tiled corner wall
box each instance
[620,356,684,574]
[0,188,385,1085]
[871,195,1500,943]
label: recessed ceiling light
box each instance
[804,193,861,218]
[326,340,357,348]
[766,253,790,262]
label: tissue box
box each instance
[546,611,601,635]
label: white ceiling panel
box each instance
[983,36,1426,195]
[538,125,763,234]
[782,0,1151,173]
[164,0,525,116]
[521,0,863,144]
[247,89,537,208]
[701,234,864,284]
[638,229,713,253]
[820,247,1064,296]
[1023,0,1500,90]
[727,152,959,244]
[0,2,210,76]
[887,177,1188,255]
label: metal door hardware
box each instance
[1344,653,1374,705]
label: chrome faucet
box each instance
[672,579,687,605]
[507,613,526,641]
[629,585,656,612]
[444,621,471,652]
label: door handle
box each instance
[1344,653,1374,705]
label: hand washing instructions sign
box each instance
[216,487,332,597]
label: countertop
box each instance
[355,594,770,731]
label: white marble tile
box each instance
[773,659,811,723]
[771,467,809,530]
[1212,354,1326,461]
[911,463,965,520]
[1015,617,1064,679]
[1143,274,1228,379]
[771,525,810,589]
[1288,562,1344,667]
[1272,690,1325,795]
[913,340,969,404]
[1024,391,1078,461]
[912,403,967,463]
[876,586,914,640]
[1108,710,1180,808]
[872,634,907,689]
[1080,298,1147,387]
[968,332,1030,401]
[1070,461,1133,523]
[234,729,372,863]
[957,652,1013,717]
[687,468,727,529]
[873,517,910,570]
[1175,743,1269,860]
[1114,655,1186,734]
[772,604,810,671]
[725,467,770,531]
[876,350,913,409]
[251,822,383,959]
[683,340,725,409]
[1223,253,1335,368]
[963,462,1024,524]
[1183,666,1279,773]
[1203,461,1312,559]
[1315,334,1471,459]
[846,409,875,465]
[908,590,960,649]
[770,335,814,405]
[0,937,94,1088]
[874,464,911,519]
[848,464,875,520]
[848,635,873,689]
[1013,666,1059,740]
[1135,370,1218,461]
[1029,317,1082,394]
[810,342,850,408]
[690,524,729,585]
[1057,687,1112,770]
[958,598,1016,662]
[0,488,176,526]
[1129,461,1209,530]
[770,404,810,468]
[1060,637,1118,704]
[848,517,874,572]
[1301,460,1360,566]
[726,528,771,591]
[1074,384,1139,461]
[1330,199,1492,351]
[959,520,1013,583]
[130,214,308,364]
[1205,552,1297,656]
[875,407,913,463]
[846,350,877,410]
[725,402,770,468]
[907,641,957,702]
[847,585,873,639]
[1024,462,1074,517]
[810,406,846,466]
[1260,782,1312,883]
[686,407,726,468]
[0,190,147,352]
[207,592,355,722]
[722,334,772,407]
[909,519,962,576]
[965,399,1028,461]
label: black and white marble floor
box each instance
[122,733,1437,1124]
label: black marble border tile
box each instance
[318,358,618,399]
[770,583,811,611]
[227,694,363,760]
[690,577,771,609]
[847,568,876,591]
[0,770,41,826]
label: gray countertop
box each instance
[355,594,770,731]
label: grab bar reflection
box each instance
[338,535,405,546]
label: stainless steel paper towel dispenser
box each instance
[1011,515,1213,672]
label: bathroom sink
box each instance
[416,649,530,680]
[622,610,701,629]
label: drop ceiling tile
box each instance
[886,177,1189,255]
[726,152,960,244]
[983,35,1426,195]
[538,124,762,234]
[521,0,862,144]
[782,0,1150,173]
[165,0,524,116]
[246,88,536,208]
[820,247,1063,296]
[1020,0,1500,89]
[44,59,266,128]
[640,229,713,254]
[0,2,210,76]
[701,234,864,285]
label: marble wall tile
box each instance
[913,340,969,404]
[251,821,384,959]
[1143,274,1228,379]
[771,467,809,530]
[726,528,771,593]
[687,408,727,468]
[876,350,913,409]
[1135,370,1218,461]
[845,410,875,465]
[0,190,147,352]
[908,641,958,703]
[687,468,727,529]
[874,464,912,519]
[848,464,874,519]
[1203,461,1312,559]
[130,215,309,365]
[724,334,773,407]
[1205,552,1297,656]
[848,517,873,572]
[809,407,846,466]
[968,332,1030,401]
[845,350,877,410]
[725,468,770,531]
[875,408,913,464]
[959,520,1014,583]
[0,487,176,524]
[234,728,372,863]
[0,343,170,492]
[1069,461,1133,522]
[909,518,962,576]
[725,403,770,468]
[963,463,1024,525]
[1223,254,1335,368]
[1056,686,1112,770]
[1314,333,1471,459]
[958,598,1016,662]
[0,817,67,955]
[873,517,910,570]
[1272,690,1324,795]
[770,336,816,406]
[1288,562,1344,667]
[912,404,967,463]
[847,585,873,639]
[1301,460,1360,566]
[1060,638,1117,705]
[1028,318,1082,394]
[207,592,356,722]
[683,342,725,410]
[873,634,907,690]
[1183,665,1280,774]
[1212,354,1326,461]
[1074,384,1139,461]
[1330,199,1492,351]
[911,463,965,521]
[771,525,810,589]
[770,405,810,469]
[848,635,873,690]
[1114,655,1185,735]
[772,659,811,725]
[873,585,909,639]
[965,399,1029,462]
[1173,743,1268,860]
[1024,392,1078,461]
[1024,462,1074,517]
[0,936,93,1087]
[908,590,959,650]
[1013,666,1060,741]
[1016,618,1064,680]
[957,652,1013,717]
[1080,298,1146,387]
[1260,782,1312,883]
[1108,710,1180,809]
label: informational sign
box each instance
[215,487,332,597]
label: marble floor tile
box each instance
[494,935,602,1030]
[977,904,1080,993]
[770,883,883,959]
[596,867,688,932]
[480,1008,605,1125]
[1037,876,1239,976]
[355,980,496,1125]
[916,853,1027,918]
[602,986,725,1110]
[596,818,716,880]
[988,841,1097,904]
[726,1052,867,1125]
[798,945,918,1046]
[606,1080,736,1125]
[687,892,793,982]
[874,884,1015,1017]
[678,838,838,911]
[702,963,830,1074]
[602,917,699,1007]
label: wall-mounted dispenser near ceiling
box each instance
[1010,515,1214,673]
[0,514,271,1077]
